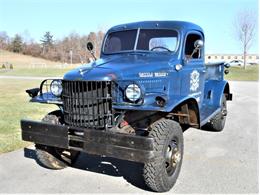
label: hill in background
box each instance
[0,50,80,77]
[0,50,61,68]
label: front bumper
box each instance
[21,120,155,163]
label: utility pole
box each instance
[70,49,73,65]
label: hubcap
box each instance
[165,140,180,175]
[221,100,227,119]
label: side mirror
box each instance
[194,40,204,49]
[87,42,94,51]
[86,42,97,61]
[189,40,204,60]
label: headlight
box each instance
[50,80,62,96]
[125,84,141,102]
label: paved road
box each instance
[0,81,258,193]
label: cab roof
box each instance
[107,21,204,34]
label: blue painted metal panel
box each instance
[31,92,62,104]
[106,21,203,35]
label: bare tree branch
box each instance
[234,10,257,69]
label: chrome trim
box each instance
[134,28,140,50]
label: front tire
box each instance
[143,119,183,192]
[35,111,79,170]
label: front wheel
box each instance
[143,119,183,192]
[35,111,80,169]
[35,144,79,169]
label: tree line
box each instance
[0,30,105,64]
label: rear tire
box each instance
[205,95,227,132]
[143,119,183,192]
[35,111,79,170]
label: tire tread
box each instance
[143,119,183,192]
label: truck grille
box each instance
[62,80,114,129]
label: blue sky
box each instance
[0,0,258,54]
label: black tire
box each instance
[143,119,183,192]
[206,95,227,132]
[35,111,80,170]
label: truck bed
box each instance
[205,61,226,81]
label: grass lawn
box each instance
[225,65,259,81]
[0,79,56,153]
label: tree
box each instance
[9,30,106,63]
[10,34,23,53]
[87,31,105,58]
[0,31,9,49]
[41,31,54,54]
[22,42,42,57]
[96,30,105,57]
[234,10,257,69]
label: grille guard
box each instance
[62,80,114,129]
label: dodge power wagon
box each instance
[21,21,232,192]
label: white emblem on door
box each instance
[190,70,200,92]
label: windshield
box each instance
[103,29,178,54]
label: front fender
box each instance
[113,92,169,111]
[26,79,63,105]
[113,93,199,113]
[30,92,62,104]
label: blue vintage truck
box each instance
[21,21,232,192]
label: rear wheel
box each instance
[206,95,227,131]
[35,111,79,169]
[143,119,183,192]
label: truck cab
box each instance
[21,21,232,192]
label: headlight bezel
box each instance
[125,83,142,103]
[50,79,63,97]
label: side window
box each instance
[185,33,203,59]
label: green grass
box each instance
[225,65,259,81]
[0,79,56,153]
[0,50,79,153]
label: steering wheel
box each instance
[150,46,171,52]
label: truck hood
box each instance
[63,53,177,81]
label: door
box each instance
[180,31,205,108]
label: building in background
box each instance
[205,54,259,64]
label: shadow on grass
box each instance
[23,147,151,192]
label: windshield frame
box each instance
[102,28,180,55]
